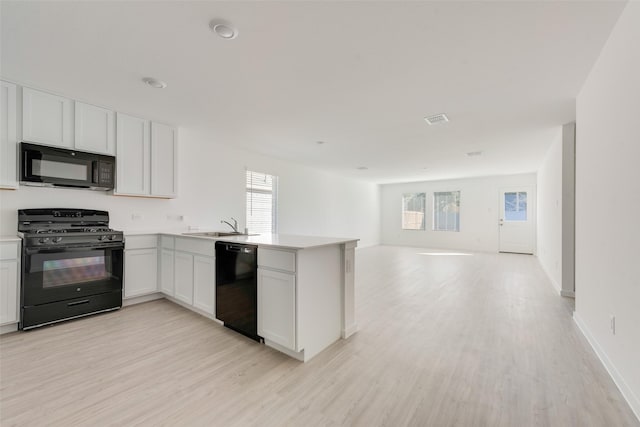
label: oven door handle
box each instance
[25,243,124,255]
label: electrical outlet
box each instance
[610,315,616,335]
[132,213,143,220]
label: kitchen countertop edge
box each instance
[124,231,358,250]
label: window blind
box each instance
[246,170,278,234]
[433,191,460,232]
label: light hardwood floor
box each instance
[1,246,638,426]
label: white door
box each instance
[115,113,150,196]
[75,102,115,155]
[174,252,194,305]
[0,260,18,325]
[499,188,534,254]
[257,268,296,351]
[193,255,215,315]
[159,249,175,296]
[22,87,73,148]
[150,122,178,198]
[124,248,158,298]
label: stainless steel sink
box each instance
[182,231,246,238]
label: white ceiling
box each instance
[0,1,626,183]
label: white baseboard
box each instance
[0,323,18,335]
[122,292,164,307]
[574,312,640,422]
[264,339,304,362]
[536,257,561,295]
[341,323,358,339]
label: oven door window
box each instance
[23,247,123,306]
[42,255,110,288]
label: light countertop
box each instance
[124,230,358,250]
[0,236,21,242]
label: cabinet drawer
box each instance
[125,235,158,250]
[175,237,216,257]
[0,242,19,261]
[160,235,175,249]
[258,248,296,273]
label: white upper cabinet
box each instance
[22,87,73,148]
[115,113,150,196]
[0,81,18,189]
[74,101,115,155]
[150,122,178,198]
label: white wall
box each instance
[536,128,563,293]
[574,2,640,419]
[0,127,381,248]
[380,173,536,252]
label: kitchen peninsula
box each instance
[124,232,358,362]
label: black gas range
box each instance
[18,209,124,330]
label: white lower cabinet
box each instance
[124,235,158,299]
[124,248,158,298]
[159,249,175,296]
[0,241,20,325]
[174,251,194,305]
[257,267,296,351]
[193,255,215,315]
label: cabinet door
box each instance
[75,102,115,155]
[0,81,18,189]
[174,252,194,305]
[193,255,215,315]
[150,122,178,198]
[124,248,158,298]
[258,268,296,350]
[116,113,150,196]
[159,249,175,296]
[0,260,18,325]
[23,87,73,148]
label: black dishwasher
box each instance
[215,242,261,342]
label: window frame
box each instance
[401,192,426,231]
[246,170,278,234]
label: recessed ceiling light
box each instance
[424,113,449,125]
[356,166,368,170]
[210,19,238,39]
[466,151,483,157]
[142,77,167,89]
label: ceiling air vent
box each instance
[424,113,449,125]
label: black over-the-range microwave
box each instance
[20,142,115,190]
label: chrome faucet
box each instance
[221,217,239,233]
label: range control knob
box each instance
[52,236,63,243]
[98,235,107,241]
[39,237,50,244]
[108,235,115,240]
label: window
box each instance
[504,191,527,221]
[402,193,426,230]
[246,170,278,234]
[433,191,460,232]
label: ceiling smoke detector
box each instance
[210,19,238,39]
[424,113,449,125]
[466,151,483,157]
